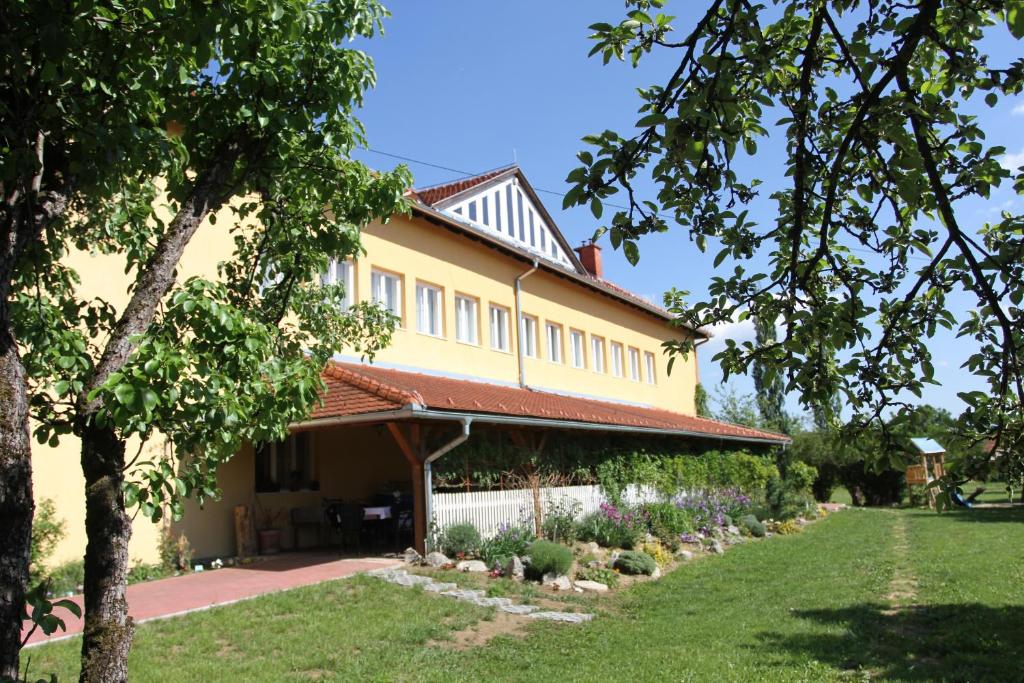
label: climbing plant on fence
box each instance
[431,431,779,503]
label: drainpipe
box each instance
[423,418,472,551]
[514,259,539,388]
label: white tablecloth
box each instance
[363,506,392,520]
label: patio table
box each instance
[363,505,392,520]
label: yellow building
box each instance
[33,164,787,566]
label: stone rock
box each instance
[726,525,741,536]
[527,611,594,623]
[403,547,422,564]
[574,579,609,593]
[651,566,662,579]
[675,550,694,561]
[424,551,450,568]
[585,542,600,554]
[585,560,604,569]
[542,573,573,591]
[505,555,525,581]
[706,538,725,555]
[711,526,726,541]
[456,559,488,573]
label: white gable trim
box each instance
[442,176,574,268]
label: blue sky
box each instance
[351,1,1022,423]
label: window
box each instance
[520,314,538,358]
[610,342,624,377]
[371,269,402,320]
[490,305,510,351]
[416,282,444,337]
[320,258,354,310]
[591,336,606,373]
[546,322,563,363]
[645,352,657,384]
[569,329,586,369]
[629,347,641,381]
[455,295,479,345]
[255,433,315,493]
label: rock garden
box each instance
[379,453,840,622]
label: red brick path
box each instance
[23,553,398,646]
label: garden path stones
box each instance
[367,567,592,624]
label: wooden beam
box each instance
[385,422,428,554]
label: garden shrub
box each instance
[739,514,766,538]
[479,524,534,568]
[765,477,814,520]
[541,499,580,545]
[639,541,672,567]
[30,498,66,586]
[786,461,818,494]
[575,503,646,549]
[127,562,172,585]
[46,560,84,597]
[640,502,694,550]
[576,565,619,588]
[525,540,574,578]
[775,519,803,535]
[613,550,657,576]
[439,522,482,558]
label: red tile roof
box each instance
[310,361,789,444]
[409,165,516,207]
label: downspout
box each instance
[423,418,472,551]
[514,260,539,388]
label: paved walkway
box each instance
[24,553,398,647]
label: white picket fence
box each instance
[432,484,661,539]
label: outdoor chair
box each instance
[324,502,365,554]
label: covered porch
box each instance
[177,360,788,559]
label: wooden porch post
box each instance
[387,423,427,554]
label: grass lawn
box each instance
[28,507,1024,682]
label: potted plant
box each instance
[255,503,284,555]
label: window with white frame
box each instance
[320,259,355,310]
[629,347,641,381]
[610,342,624,377]
[645,351,657,384]
[569,329,586,369]
[455,295,479,345]
[255,432,315,493]
[416,282,444,337]
[490,305,510,351]
[591,336,606,373]
[371,269,402,320]
[546,322,563,363]
[520,314,538,358]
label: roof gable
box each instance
[412,166,582,271]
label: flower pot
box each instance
[258,529,282,555]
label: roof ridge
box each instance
[324,362,425,407]
[412,165,518,206]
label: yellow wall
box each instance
[32,201,699,567]
[353,215,698,412]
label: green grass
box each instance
[27,507,1024,682]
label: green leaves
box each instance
[570,0,1024,473]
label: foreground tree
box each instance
[2,2,408,680]
[565,0,1024,472]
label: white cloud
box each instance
[1000,146,1024,171]
[1013,102,1024,116]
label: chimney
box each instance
[575,240,603,278]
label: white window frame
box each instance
[455,295,479,345]
[416,282,444,337]
[591,336,606,374]
[610,342,624,377]
[371,269,403,322]
[320,259,355,310]
[569,329,586,369]
[628,347,641,382]
[489,304,511,352]
[546,322,563,363]
[520,314,538,358]
[645,351,657,384]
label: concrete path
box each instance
[24,553,398,647]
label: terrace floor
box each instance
[24,552,399,647]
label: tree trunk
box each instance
[0,333,33,680]
[79,424,133,683]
